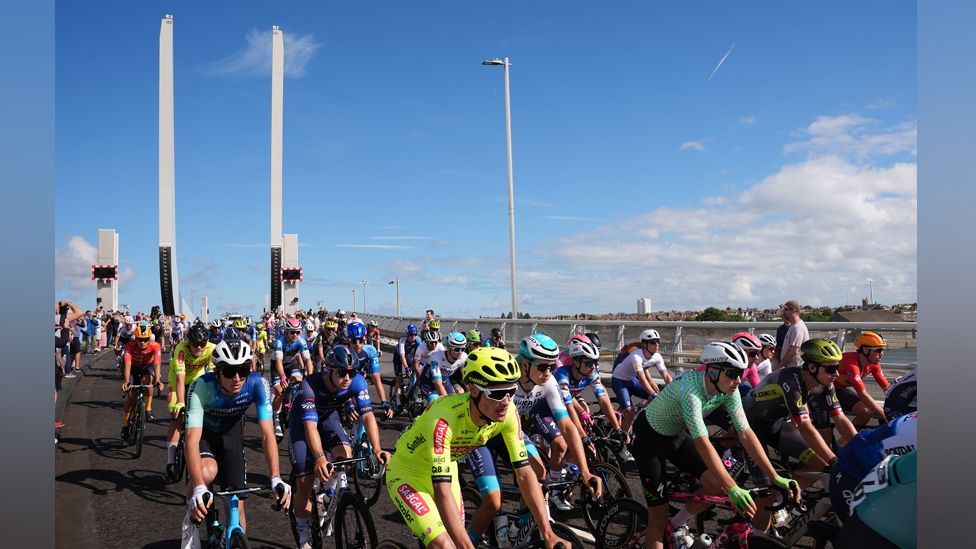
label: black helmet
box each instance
[491,328,502,338]
[186,323,209,344]
[327,345,360,371]
[585,332,602,350]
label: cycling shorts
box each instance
[836,386,863,412]
[466,433,540,495]
[273,363,304,387]
[129,364,155,385]
[386,459,463,546]
[745,417,818,485]
[288,409,352,477]
[632,409,707,507]
[610,377,652,410]
[829,466,861,522]
[523,400,564,444]
[198,421,248,496]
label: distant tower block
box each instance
[281,234,302,315]
[94,229,119,310]
[200,296,209,324]
[158,14,183,315]
[638,297,652,314]
[269,25,285,312]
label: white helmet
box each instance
[212,338,253,368]
[210,319,222,329]
[568,340,600,361]
[700,341,749,370]
[640,329,661,342]
[304,321,315,333]
[758,334,776,347]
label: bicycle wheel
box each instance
[461,487,494,546]
[227,529,252,549]
[351,438,385,506]
[133,403,146,458]
[595,498,647,549]
[335,491,378,549]
[172,433,186,483]
[549,522,587,549]
[582,462,633,532]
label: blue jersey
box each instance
[553,363,608,405]
[294,372,373,423]
[837,412,917,481]
[186,372,274,434]
[274,334,311,365]
[355,344,381,375]
[208,328,224,344]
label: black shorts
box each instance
[829,466,860,523]
[129,365,155,384]
[288,409,352,477]
[69,338,82,355]
[55,350,64,391]
[632,410,707,507]
[836,386,862,412]
[746,417,816,484]
[199,421,248,494]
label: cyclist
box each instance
[834,331,891,427]
[253,322,268,371]
[742,338,858,530]
[630,342,800,548]
[514,333,602,511]
[171,314,185,346]
[830,412,917,521]
[611,329,666,434]
[165,323,215,480]
[464,329,482,353]
[484,327,506,349]
[883,367,917,419]
[121,322,163,436]
[554,337,634,463]
[207,319,224,345]
[347,322,394,420]
[755,334,777,378]
[272,317,313,438]
[230,316,257,371]
[314,319,339,371]
[730,332,764,394]
[368,320,381,355]
[180,338,291,545]
[414,329,445,375]
[288,345,391,549]
[391,324,422,408]
[417,331,468,400]
[835,449,916,548]
[386,347,570,549]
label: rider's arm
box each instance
[637,367,661,396]
[858,390,888,423]
[796,417,837,463]
[513,463,558,545]
[870,364,891,391]
[153,346,162,385]
[122,349,132,388]
[185,427,205,487]
[832,411,858,446]
[597,393,623,431]
[693,435,738,492]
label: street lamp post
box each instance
[482,56,518,321]
[360,280,368,313]
[389,278,400,317]
[352,288,356,313]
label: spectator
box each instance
[83,310,96,354]
[422,309,435,330]
[107,310,121,347]
[55,301,84,417]
[776,300,809,370]
[772,313,791,369]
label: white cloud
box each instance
[784,114,916,159]
[680,140,709,151]
[740,116,756,126]
[55,235,135,295]
[204,29,322,78]
[544,215,604,222]
[335,244,413,250]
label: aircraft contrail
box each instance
[707,43,735,82]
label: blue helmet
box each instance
[347,322,367,339]
[326,345,360,371]
[519,333,560,363]
[406,324,419,335]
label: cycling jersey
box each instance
[414,342,445,370]
[123,340,162,368]
[844,450,916,549]
[884,369,917,419]
[255,331,268,354]
[414,358,445,403]
[294,371,374,420]
[354,344,381,376]
[644,370,750,439]
[835,352,890,393]
[613,348,668,381]
[552,362,608,405]
[755,358,773,379]
[514,376,569,422]
[742,367,842,425]
[208,328,224,344]
[186,372,274,434]
[274,334,311,367]
[167,340,215,386]
[838,412,917,480]
[426,349,466,386]
[396,336,422,362]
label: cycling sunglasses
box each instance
[188,340,207,348]
[287,329,301,335]
[482,386,517,401]
[721,366,743,379]
[580,359,599,369]
[820,364,840,375]
[351,337,366,344]
[220,365,250,379]
[331,368,355,379]
[136,337,151,343]
[746,351,760,358]
[532,361,556,373]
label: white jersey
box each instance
[755,358,773,379]
[613,349,668,381]
[415,342,445,369]
[513,376,567,417]
[426,349,467,379]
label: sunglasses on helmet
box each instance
[482,386,517,401]
[220,365,250,379]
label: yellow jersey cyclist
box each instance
[630,342,800,549]
[165,323,215,480]
[386,347,570,549]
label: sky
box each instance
[54,1,917,318]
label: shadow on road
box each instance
[56,467,184,506]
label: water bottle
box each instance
[494,514,511,549]
[690,533,713,548]
[773,508,789,528]
[567,464,580,477]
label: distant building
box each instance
[638,298,652,314]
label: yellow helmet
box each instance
[463,347,520,387]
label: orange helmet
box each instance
[854,331,887,348]
[134,322,152,339]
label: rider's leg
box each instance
[142,372,154,413]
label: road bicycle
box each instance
[348,417,387,506]
[122,381,156,458]
[198,485,282,549]
[288,456,378,549]
[167,407,187,483]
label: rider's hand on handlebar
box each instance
[314,455,334,484]
[727,485,757,518]
[271,476,291,512]
[188,484,213,523]
[375,450,392,466]
[584,472,603,499]
[772,475,802,505]
[543,529,571,549]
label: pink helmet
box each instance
[285,317,302,330]
[731,332,762,352]
[568,333,592,346]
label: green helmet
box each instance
[800,338,843,365]
[465,329,482,344]
[463,347,519,387]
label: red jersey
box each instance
[123,340,162,367]
[835,351,890,393]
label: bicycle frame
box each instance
[206,487,264,548]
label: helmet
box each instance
[368,320,378,327]
[336,310,346,317]
[304,321,315,333]
[758,334,777,347]
[568,333,592,346]
[326,345,360,371]
[700,341,749,369]
[209,319,221,329]
[125,316,134,324]
[422,330,441,343]
[800,339,843,365]
[446,331,467,350]
[585,332,602,350]
[232,317,248,330]
[134,322,152,339]
[463,347,520,387]
[285,317,302,330]
[568,340,600,361]
[179,314,186,320]
[429,319,441,330]
[186,324,209,344]
[491,328,502,339]
[406,324,419,335]
[325,320,338,330]
[731,332,762,352]
[465,330,482,344]
[519,334,560,363]
[212,338,253,368]
[640,329,661,343]
[854,331,887,349]
[347,322,367,340]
